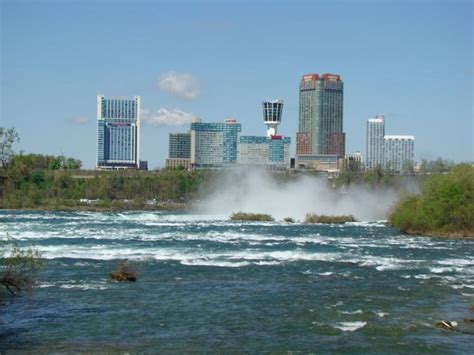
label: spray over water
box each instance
[195,168,399,221]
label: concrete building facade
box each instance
[384,135,415,173]
[366,115,385,170]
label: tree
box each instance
[1,239,43,301]
[0,127,20,167]
[64,157,82,170]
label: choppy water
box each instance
[1,210,473,352]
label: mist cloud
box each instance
[142,108,198,126]
[195,168,400,221]
[158,71,200,100]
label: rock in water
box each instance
[436,321,456,331]
[109,260,137,282]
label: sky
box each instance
[1,0,472,169]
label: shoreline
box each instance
[0,203,192,213]
[402,228,474,239]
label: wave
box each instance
[337,309,363,315]
[438,258,474,266]
[450,284,474,289]
[334,321,367,332]
[37,280,109,290]
[18,242,471,281]
[2,212,473,279]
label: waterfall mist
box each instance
[194,168,402,221]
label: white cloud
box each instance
[158,71,200,100]
[70,116,90,125]
[142,108,198,126]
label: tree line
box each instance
[0,127,208,210]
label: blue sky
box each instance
[1,0,472,169]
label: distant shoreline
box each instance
[0,203,191,213]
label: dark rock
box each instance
[436,321,456,331]
[109,260,137,282]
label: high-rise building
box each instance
[190,119,241,169]
[166,133,191,170]
[384,135,415,173]
[296,73,345,169]
[262,99,283,137]
[366,115,385,170]
[97,95,140,170]
[238,135,291,169]
[169,133,191,159]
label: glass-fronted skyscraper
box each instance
[190,119,241,169]
[384,135,415,173]
[366,115,385,170]
[169,133,191,159]
[97,95,140,169]
[238,135,291,169]
[296,73,345,160]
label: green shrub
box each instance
[229,212,274,222]
[304,214,356,224]
[389,164,474,236]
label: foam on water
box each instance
[2,211,474,289]
[36,280,109,290]
[337,309,363,315]
[334,321,367,332]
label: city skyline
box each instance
[1,0,472,168]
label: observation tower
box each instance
[262,99,283,137]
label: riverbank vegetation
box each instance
[230,212,275,222]
[389,164,474,237]
[0,242,43,302]
[0,153,209,210]
[304,214,356,224]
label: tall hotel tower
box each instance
[366,115,385,170]
[296,73,345,161]
[96,95,141,170]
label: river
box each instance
[1,210,473,352]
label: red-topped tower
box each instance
[296,73,344,161]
